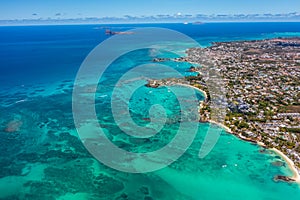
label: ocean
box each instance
[1,22,300,199]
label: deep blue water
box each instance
[1,22,300,88]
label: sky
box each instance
[0,0,299,20]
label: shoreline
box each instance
[179,82,300,184]
[176,83,208,99]
[211,118,300,184]
[271,148,300,183]
[208,120,232,133]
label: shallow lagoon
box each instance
[1,77,300,199]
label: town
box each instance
[149,38,300,175]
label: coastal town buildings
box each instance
[149,38,300,176]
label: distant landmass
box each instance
[1,12,300,25]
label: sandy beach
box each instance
[176,83,208,99]
[271,148,300,183]
[208,120,232,133]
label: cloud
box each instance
[1,12,300,25]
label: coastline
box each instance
[179,81,300,184]
[271,148,300,183]
[176,83,207,99]
[208,120,232,133]
[211,116,300,184]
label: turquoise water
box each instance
[1,23,300,199]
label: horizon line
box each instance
[1,20,300,27]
